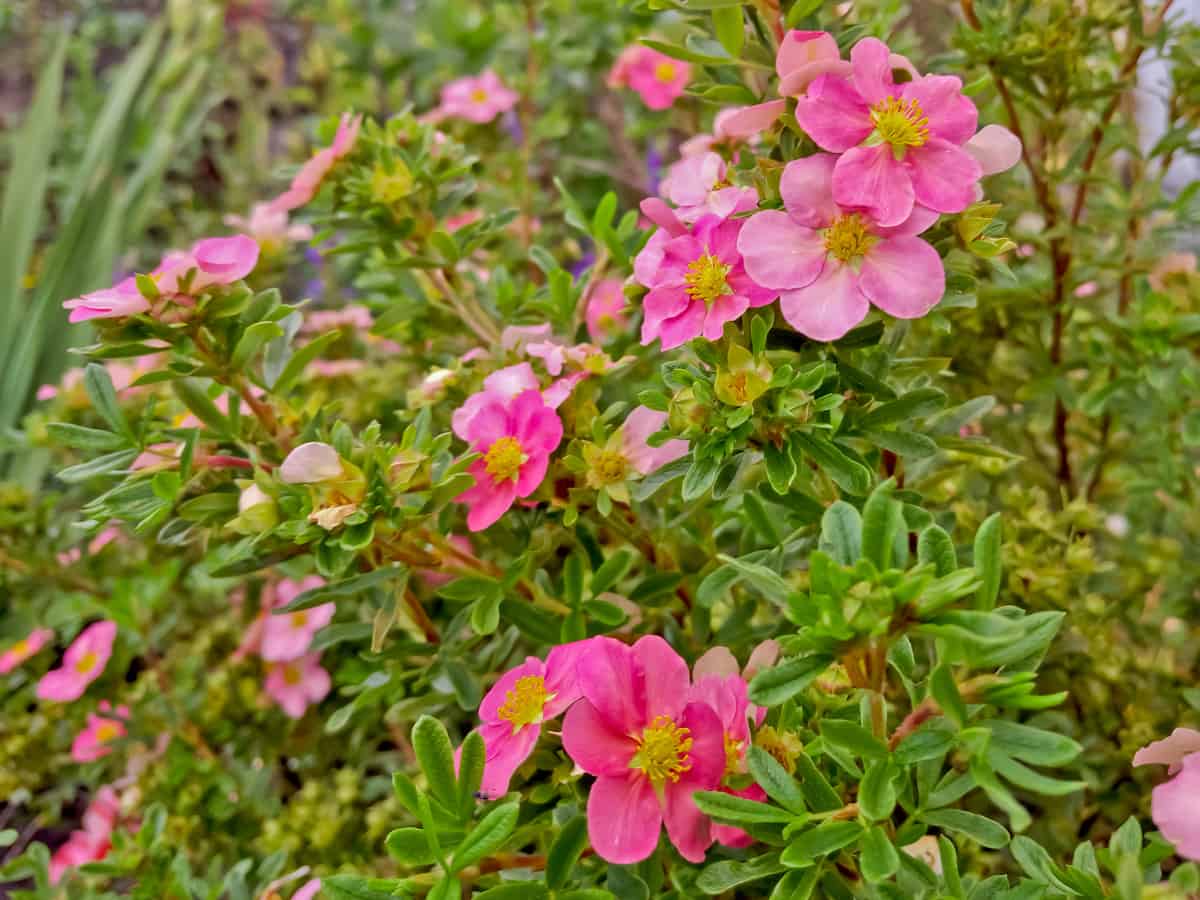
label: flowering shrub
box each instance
[2,0,1199,898]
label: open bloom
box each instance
[262,576,333,662]
[454,389,563,531]
[622,406,688,475]
[609,46,691,110]
[269,112,362,213]
[660,152,758,224]
[37,620,117,703]
[436,70,519,123]
[71,701,129,763]
[585,278,629,343]
[738,153,944,341]
[795,37,981,226]
[635,210,775,350]
[50,786,119,883]
[468,641,590,798]
[152,235,261,295]
[265,653,332,718]
[0,627,53,674]
[690,673,762,848]
[63,277,149,323]
[561,636,725,864]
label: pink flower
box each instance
[294,879,322,900]
[635,211,776,350]
[280,442,344,484]
[737,153,944,341]
[451,363,542,440]
[437,70,519,123]
[153,235,261,295]
[88,524,123,556]
[310,359,366,378]
[660,152,759,224]
[622,406,688,475]
[609,47,691,111]
[37,620,117,703]
[261,576,334,662]
[303,305,374,333]
[455,389,564,531]
[585,278,629,342]
[71,701,129,763]
[224,202,314,246]
[964,124,1022,176]
[690,673,761,848]
[269,113,363,213]
[264,652,332,718]
[0,627,53,674]
[795,37,981,226]
[63,277,149,323]
[561,635,726,864]
[467,642,589,798]
[49,786,119,883]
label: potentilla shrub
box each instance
[1,0,1198,898]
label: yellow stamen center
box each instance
[870,96,930,150]
[471,88,489,103]
[592,450,629,485]
[282,664,302,686]
[497,675,551,731]
[684,254,732,305]
[291,611,309,629]
[822,213,876,263]
[10,639,29,657]
[724,733,743,779]
[484,436,526,484]
[654,62,678,83]
[96,722,121,743]
[75,651,98,674]
[632,715,693,785]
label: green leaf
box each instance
[591,549,634,596]
[427,876,461,900]
[711,6,745,58]
[321,875,403,900]
[84,363,133,440]
[385,828,436,866]
[781,821,863,867]
[475,886,549,900]
[451,801,520,871]
[861,479,902,570]
[748,746,807,815]
[697,853,788,894]
[929,665,968,728]
[456,731,485,820]
[763,441,797,493]
[917,525,957,576]
[820,719,888,761]
[921,809,1010,848]
[859,389,947,429]
[859,826,900,882]
[893,724,954,765]
[792,752,843,812]
[820,501,862,565]
[547,816,591,890]
[231,320,285,371]
[682,454,721,501]
[858,762,898,821]
[412,715,459,813]
[693,791,795,824]
[793,433,872,495]
[57,449,138,483]
[172,379,229,435]
[982,720,1081,767]
[277,565,409,612]
[716,553,796,608]
[271,329,342,393]
[973,513,1002,610]
[748,654,833,706]
[470,591,503,636]
[45,423,127,451]
[1010,836,1081,894]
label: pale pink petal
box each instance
[779,153,839,227]
[779,261,869,342]
[737,210,826,291]
[833,145,915,228]
[859,235,945,319]
[965,124,1022,176]
[483,363,540,399]
[293,880,321,900]
[639,198,687,239]
[280,442,343,484]
[906,138,982,215]
[794,74,873,152]
[744,640,781,679]
[587,774,662,864]
[664,153,725,207]
[1135,729,1200,775]
[1152,754,1200,860]
[717,100,787,137]
[693,647,739,681]
[777,30,841,79]
[779,60,853,97]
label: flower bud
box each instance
[279,442,344,484]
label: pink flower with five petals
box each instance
[737,153,944,341]
[660,152,759,225]
[261,576,334,662]
[37,620,117,703]
[561,635,726,864]
[70,701,129,763]
[437,71,519,123]
[0,627,53,674]
[264,652,331,719]
[609,46,691,111]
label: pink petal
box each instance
[1135,729,1200,775]
[794,74,873,152]
[901,76,977,146]
[480,658,544,722]
[859,235,945,319]
[849,37,895,105]
[744,640,781,679]
[543,641,589,716]
[702,293,750,340]
[562,697,638,776]
[587,774,662,864]
[639,198,687,238]
[906,138,982,215]
[664,153,725,207]
[779,60,853,98]
[279,442,343,483]
[718,100,787,137]
[875,204,940,238]
[779,153,839,227]
[737,210,826,291]
[693,647,739,681]
[192,235,260,284]
[777,30,840,80]
[478,720,541,797]
[833,144,915,228]
[483,362,540,399]
[1152,755,1200,860]
[632,635,691,722]
[576,636,645,736]
[965,124,1022,175]
[778,261,869,342]
[458,470,519,531]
